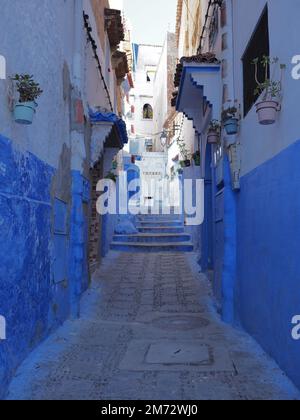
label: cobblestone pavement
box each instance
[7,252,300,400]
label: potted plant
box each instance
[104,171,118,183]
[12,74,43,125]
[179,159,191,168]
[192,151,201,166]
[252,56,285,125]
[177,139,191,167]
[207,120,221,144]
[221,106,239,135]
[112,157,118,170]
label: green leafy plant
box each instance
[192,151,201,166]
[104,171,118,183]
[209,119,221,131]
[12,74,43,103]
[252,56,286,101]
[112,157,118,170]
[221,107,238,122]
[176,138,189,161]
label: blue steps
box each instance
[137,226,185,234]
[110,242,194,253]
[113,233,191,244]
[110,215,193,253]
[136,220,182,228]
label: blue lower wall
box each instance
[236,139,300,389]
[0,135,54,396]
[0,135,90,397]
[69,171,90,317]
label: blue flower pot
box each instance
[14,101,37,125]
[224,118,238,135]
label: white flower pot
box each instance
[256,101,279,125]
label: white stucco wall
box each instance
[0,0,120,170]
[0,0,76,168]
[130,44,162,137]
[153,38,168,149]
[83,0,117,113]
[232,0,300,176]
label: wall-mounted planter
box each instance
[207,130,220,144]
[14,101,37,125]
[192,152,201,166]
[256,101,279,125]
[180,160,191,168]
[224,118,239,135]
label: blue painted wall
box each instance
[0,134,54,396]
[221,155,237,325]
[0,135,90,397]
[201,146,214,272]
[211,154,237,323]
[69,171,90,318]
[236,139,300,389]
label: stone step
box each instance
[113,233,191,244]
[136,221,183,227]
[137,215,182,221]
[110,242,194,253]
[138,226,185,234]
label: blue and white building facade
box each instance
[0,0,129,396]
[174,0,300,388]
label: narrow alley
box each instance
[1,0,300,402]
[7,247,299,400]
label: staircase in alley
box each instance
[111,214,194,253]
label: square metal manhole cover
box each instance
[119,340,235,373]
[146,342,211,365]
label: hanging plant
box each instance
[192,151,201,166]
[207,119,221,143]
[12,74,43,125]
[104,171,118,183]
[177,138,191,167]
[112,156,118,170]
[221,104,239,135]
[252,56,286,125]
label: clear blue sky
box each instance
[124,0,177,45]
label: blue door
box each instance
[53,199,68,284]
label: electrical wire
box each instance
[197,0,213,53]
[83,12,114,112]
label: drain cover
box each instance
[146,342,212,365]
[152,316,210,331]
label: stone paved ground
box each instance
[7,252,300,400]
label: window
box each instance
[143,104,153,120]
[242,6,270,116]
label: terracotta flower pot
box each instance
[207,130,220,144]
[256,101,279,125]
